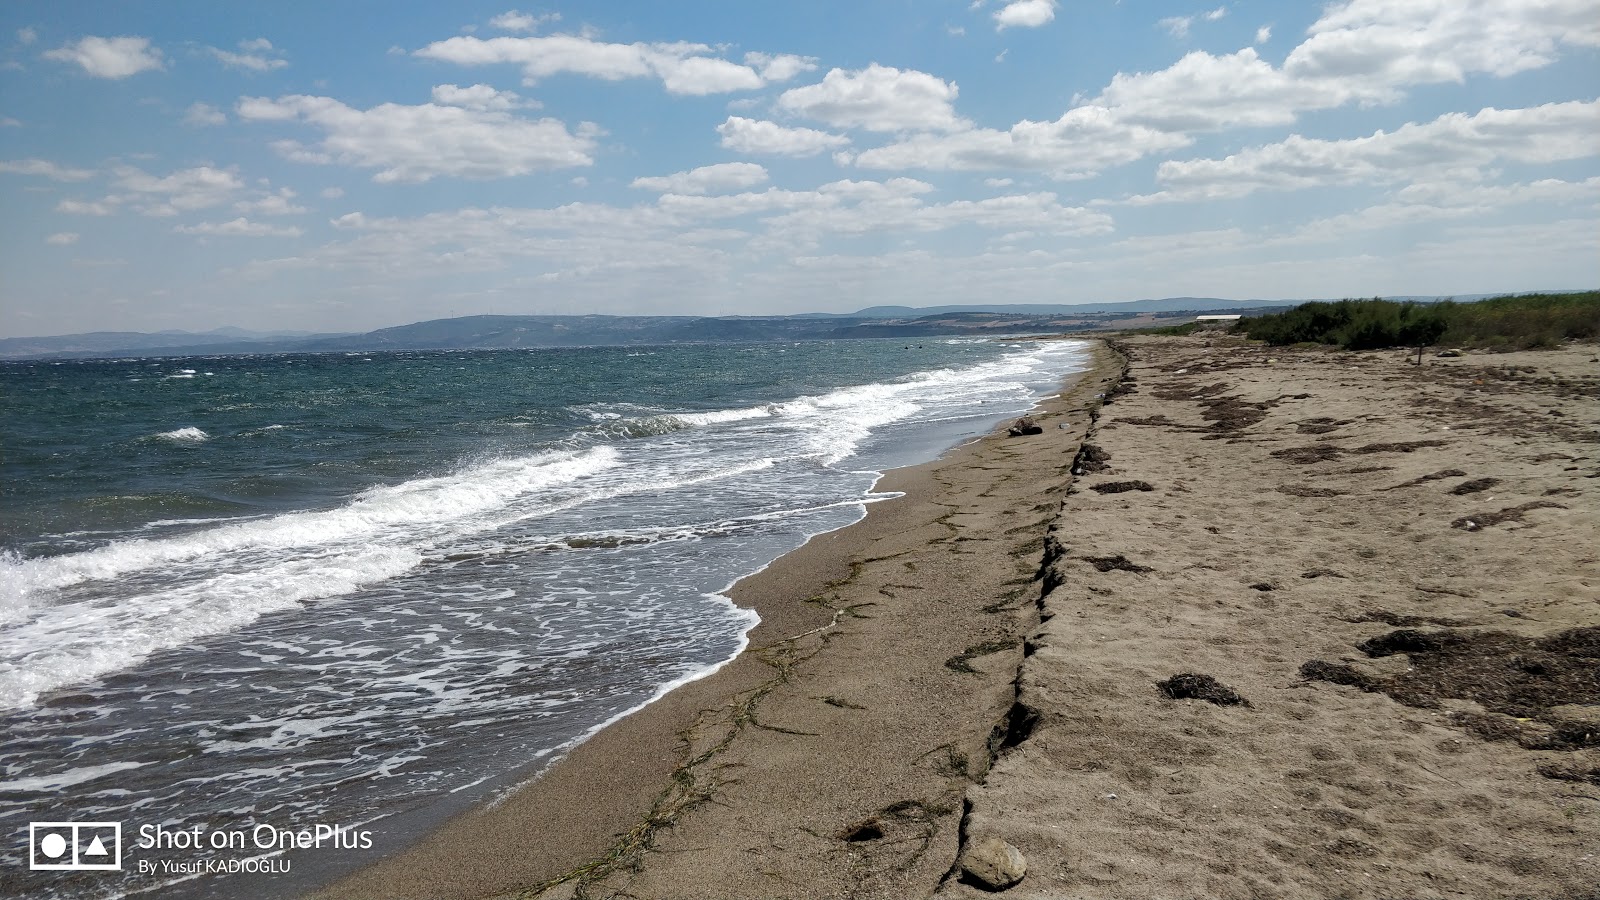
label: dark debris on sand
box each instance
[1302,626,1600,750]
[1090,480,1154,494]
[1157,673,1250,707]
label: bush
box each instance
[1233,292,1598,351]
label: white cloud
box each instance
[1095,48,1343,131]
[0,158,95,181]
[237,94,595,182]
[112,165,246,216]
[55,165,247,217]
[1289,0,1600,92]
[716,116,850,156]
[776,64,966,132]
[18,27,37,45]
[0,117,19,127]
[984,177,1015,187]
[430,83,533,110]
[175,217,303,237]
[489,10,560,33]
[207,38,288,72]
[57,199,115,215]
[853,106,1191,177]
[1140,99,1600,202]
[44,35,164,79]
[1158,7,1227,39]
[46,232,78,245]
[184,102,226,126]
[632,162,770,195]
[742,52,818,83]
[414,34,777,95]
[994,0,1056,30]
[1255,25,1272,44]
[236,188,307,216]
[1276,177,1600,245]
[321,187,344,199]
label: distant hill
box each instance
[0,327,352,359]
[846,297,1296,316]
[3,293,1579,360]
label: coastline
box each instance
[312,341,1123,900]
[319,333,1597,899]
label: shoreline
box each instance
[313,341,1122,900]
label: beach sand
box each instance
[317,335,1597,900]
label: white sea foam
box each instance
[0,546,421,709]
[153,426,209,442]
[0,760,146,793]
[3,446,621,604]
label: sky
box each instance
[0,1,1596,338]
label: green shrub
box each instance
[1233,292,1598,351]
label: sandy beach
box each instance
[317,334,1597,900]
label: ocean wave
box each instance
[0,546,422,710]
[153,426,209,442]
[0,447,622,607]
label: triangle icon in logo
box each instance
[85,835,110,857]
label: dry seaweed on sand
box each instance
[1083,554,1153,574]
[1157,673,1250,707]
[1452,500,1566,530]
[1090,480,1154,494]
[1449,477,1501,495]
[1303,626,1600,748]
[1072,443,1111,475]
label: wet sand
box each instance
[318,335,1597,900]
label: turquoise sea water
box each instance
[0,337,1089,898]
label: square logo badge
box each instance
[30,822,122,871]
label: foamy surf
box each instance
[0,337,1092,900]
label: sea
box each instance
[0,336,1091,898]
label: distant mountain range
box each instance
[0,294,1548,360]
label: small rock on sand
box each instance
[961,835,1027,890]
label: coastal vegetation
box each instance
[1232,291,1600,351]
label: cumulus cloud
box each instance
[236,188,307,216]
[489,10,560,33]
[46,232,78,245]
[1138,99,1600,203]
[55,165,246,217]
[853,106,1191,177]
[184,102,226,126]
[776,64,966,132]
[44,35,164,78]
[236,93,595,182]
[415,34,784,95]
[207,38,287,72]
[716,116,850,156]
[174,217,303,237]
[430,83,533,110]
[742,51,818,83]
[993,0,1057,30]
[632,162,770,195]
[0,158,95,181]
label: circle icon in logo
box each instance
[39,833,68,859]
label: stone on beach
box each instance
[961,835,1027,890]
[1007,416,1043,436]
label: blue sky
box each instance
[1,0,1596,337]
